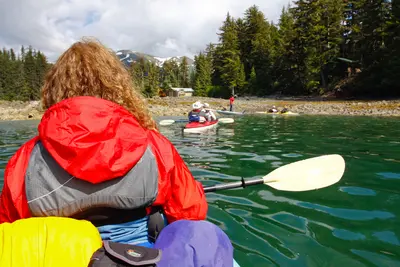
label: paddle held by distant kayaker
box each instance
[0,38,208,247]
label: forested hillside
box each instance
[0,1,398,101]
[193,1,399,98]
[0,46,50,101]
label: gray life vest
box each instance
[25,141,160,227]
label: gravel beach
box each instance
[1,96,400,121]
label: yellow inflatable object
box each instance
[0,217,102,267]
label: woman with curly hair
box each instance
[0,38,208,248]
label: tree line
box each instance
[1,0,398,101]
[129,56,193,97]
[0,45,194,100]
[0,46,50,101]
[193,1,400,98]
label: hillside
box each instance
[116,50,194,68]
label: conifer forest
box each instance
[0,1,399,101]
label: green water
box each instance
[1,115,400,267]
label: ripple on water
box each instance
[268,149,282,153]
[258,190,395,221]
[271,161,284,168]
[377,172,400,180]
[351,249,400,267]
[339,186,377,196]
[373,231,400,246]
[208,163,231,169]
[298,202,395,221]
[332,229,366,241]
[268,212,309,234]
[281,153,303,158]
[240,154,281,163]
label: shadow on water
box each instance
[1,115,400,267]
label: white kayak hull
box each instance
[216,110,245,116]
[183,120,219,133]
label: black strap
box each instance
[147,207,166,243]
[241,177,246,189]
[71,207,147,227]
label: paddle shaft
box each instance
[172,119,189,123]
[203,178,264,193]
[161,117,232,125]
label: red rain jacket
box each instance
[0,96,207,223]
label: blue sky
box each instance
[0,0,289,61]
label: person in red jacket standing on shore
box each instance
[229,95,235,111]
[0,38,208,248]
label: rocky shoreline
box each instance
[1,97,400,121]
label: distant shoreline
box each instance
[1,96,400,121]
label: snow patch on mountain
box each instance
[116,50,194,68]
[154,56,173,66]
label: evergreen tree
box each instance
[290,0,343,93]
[236,18,248,74]
[359,0,392,66]
[161,60,180,88]
[274,6,298,93]
[243,5,274,95]
[129,57,160,97]
[248,66,257,93]
[207,43,224,87]
[144,62,160,97]
[345,0,400,96]
[0,46,49,101]
[23,47,39,100]
[218,13,244,95]
[193,53,212,96]
[189,67,196,88]
[130,60,145,92]
[179,57,189,87]
[0,49,11,99]
[0,50,7,98]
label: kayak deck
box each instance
[216,110,245,116]
[183,120,219,133]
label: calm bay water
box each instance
[1,115,399,267]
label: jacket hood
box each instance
[38,96,149,184]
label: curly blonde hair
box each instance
[41,37,156,130]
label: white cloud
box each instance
[0,0,289,61]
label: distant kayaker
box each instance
[203,103,217,121]
[229,95,235,111]
[268,105,279,113]
[281,106,289,114]
[0,38,209,250]
[188,101,207,123]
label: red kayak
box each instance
[183,120,219,133]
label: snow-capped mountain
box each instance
[116,50,194,68]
